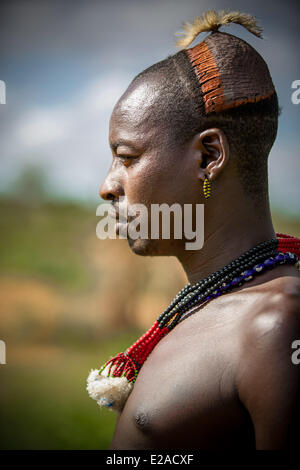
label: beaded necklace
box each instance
[87,233,300,412]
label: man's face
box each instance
[100,77,202,256]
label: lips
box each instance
[108,205,129,223]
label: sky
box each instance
[0,0,299,214]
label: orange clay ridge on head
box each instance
[177,10,275,114]
[186,41,225,114]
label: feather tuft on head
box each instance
[175,10,263,49]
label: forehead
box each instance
[109,79,162,146]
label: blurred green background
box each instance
[0,170,299,449]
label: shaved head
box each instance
[112,36,279,205]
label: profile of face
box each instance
[99,76,228,257]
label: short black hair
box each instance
[132,49,279,203]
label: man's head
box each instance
[100,11,279,257]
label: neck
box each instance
[177,201,275,286]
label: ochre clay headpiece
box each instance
[176,10,275,114]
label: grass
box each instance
[0,199,94,291]
[0,330,141,450]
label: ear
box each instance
[194,128,230,182]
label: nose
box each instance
[99,170,124,201]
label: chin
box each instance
[127,237,162,256]
[127,237,181,257]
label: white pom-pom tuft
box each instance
[86,369,133,413]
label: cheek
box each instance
[125,156,196,206]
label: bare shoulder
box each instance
[236,273,300,400]
[241,274,300,349]
[236,274,300,448]
[235,272,300,388]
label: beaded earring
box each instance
[203,175,211,199]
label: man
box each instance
[89,11,300,449]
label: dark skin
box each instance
[99,76,300,450]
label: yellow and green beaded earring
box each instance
[203,175,211,199]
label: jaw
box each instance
[127,236,187,257]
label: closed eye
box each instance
[117,155,133,160]
[116,154,137,166]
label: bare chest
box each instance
[110,303,255,449]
